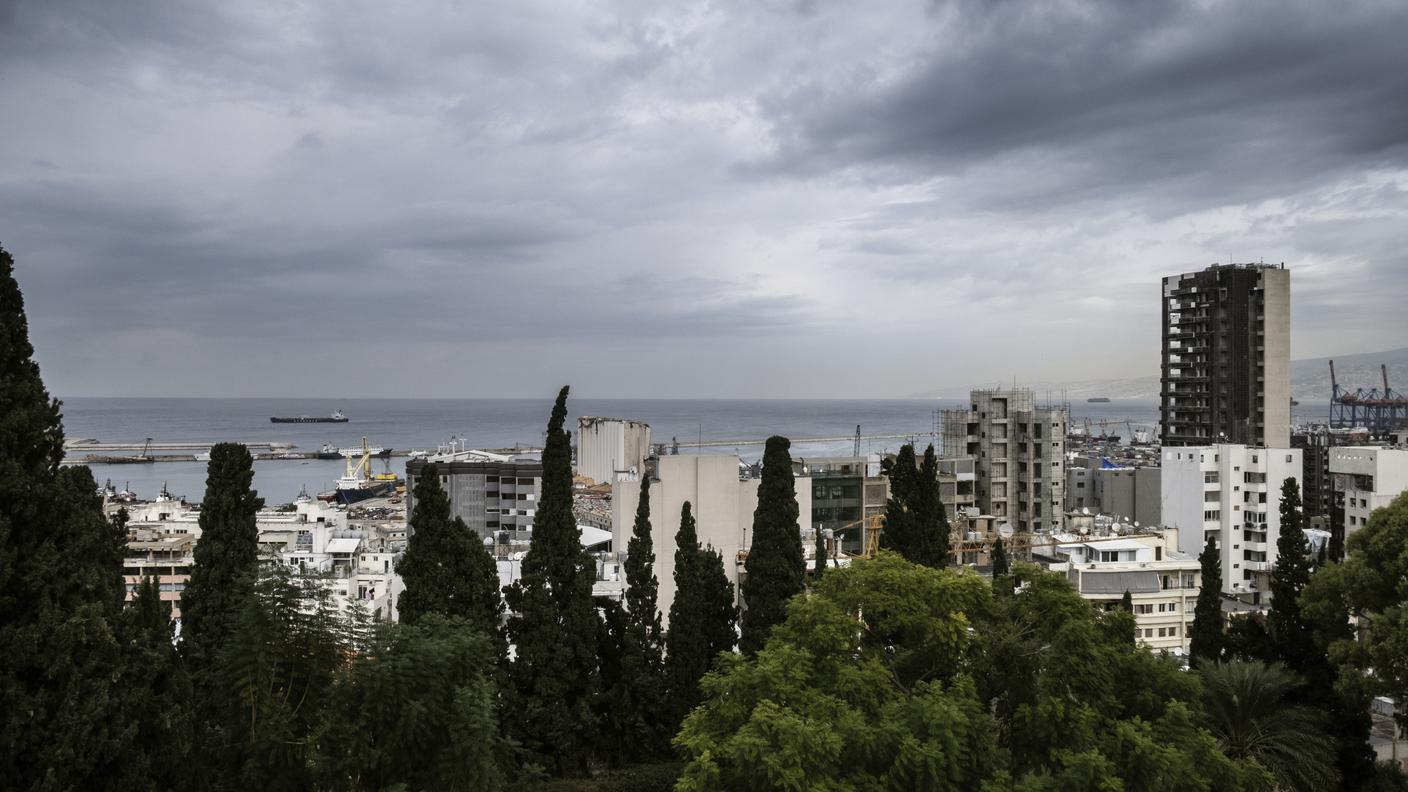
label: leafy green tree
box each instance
[740,435,803,655]
[1269,478,1317,675]
[504,387,601,775]
[605,474,669,760]
[315,615,505,791]
[991,535,1009,576]
[222,564,356,791]
[397,462,503,652]
[1302,490,1408,789]
[664,501,738,728]
[0,245,140,789]
[1190,536,1224,665]
[1199,660,1339,792]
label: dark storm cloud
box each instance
[1,0,1405,396]
[760,0,1408,211]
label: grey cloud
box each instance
[759,0,1408,212]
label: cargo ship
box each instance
[1086,397,1111,403]
[271,410,348,424]
[318,437,401,506]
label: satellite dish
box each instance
[998,522,1015,538]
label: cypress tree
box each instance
[665,502,738,727]
[1120,589,1133,612]
[913,444,951,567]
[397,463,504,651]
[504,387,600,775]
[608,473,668,759]
[1190,535,1224,665]
[813,527,827,581]
[880,444,919,558]
[740,435,804,655]
[113,574,195,789]
[991,535,1009,576]
[1268,477,1315,674]
[0,244,138,788]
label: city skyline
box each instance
[3,1,1408,398]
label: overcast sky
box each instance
[3,0,1406,398]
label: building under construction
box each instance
[1329,361,1408,433]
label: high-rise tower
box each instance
[1160,263,1290,448]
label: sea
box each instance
[60,397,1330,505]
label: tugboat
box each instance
[271,410,349,424]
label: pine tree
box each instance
[504,387,601,775]
[991,536,1009,576]
[1190,535,1225,666]
[397,463,504,653]
[880,444,918,558]
[1268,477,1316,675]
[666,502,738,728]
[607,473,668,760]
[0,244,139,788]
[740,435,804,655]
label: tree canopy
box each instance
[740,435,803,655]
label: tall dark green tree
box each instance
[1190,536,1225,665]
[0,244,140,789]
[504,387,601,775]
[1268,477,1316,674]
[397,463,503,651]
[991,535,1009,576]
[740,435,804,655]
[181,442,260,669]
[605,474,669,761]
[879,444,918,558]
[113,573,195,789]
[813,527,827,581]
[666,502,738,727]
[912,444,951,567]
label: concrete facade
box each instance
[1160,263,1291,449]
[1160,444,1302,605]
[405,457,542,541]
[1052,531,1202,654]
[943,388,1067,532]
[1330,446,1408,546]
[577,416,652,485]
[610,454,812,624]
[796,455,887,556]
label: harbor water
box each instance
[61,397,1329,505]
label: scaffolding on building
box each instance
[1329,361,1408,432]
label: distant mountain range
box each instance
[916,347,1408,404]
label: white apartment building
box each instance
[1330,446,1408,545]
[610,454,812,623]
[1161,444,1301,606]
[1051,530,1202,653]
[120,494,403,621]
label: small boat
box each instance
[271,410,349,424]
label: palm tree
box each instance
[1200,659,1339,792]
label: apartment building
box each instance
[1330,446,1408,546]
[1161,444,1302,606]
[942,388,1067,533]
[1160,263,1290,449]
[796,455,887,556]
[1052,531,1202,653]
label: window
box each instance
[1204,471,1219,484]
[1134,604,1154,615]
[1204,510,1220,521]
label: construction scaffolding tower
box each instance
[1329,361,1408,432]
